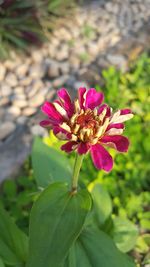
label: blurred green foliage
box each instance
[0,0,75,59]
[0,53,150,266]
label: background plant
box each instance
[0,0,75,59]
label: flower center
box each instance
[70,109,101,143]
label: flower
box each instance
[40,88,134,172]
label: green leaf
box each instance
[32,137,72,188]
[64,227,136,267]
[27,182,91,267]
[0,258,5,267]
[88,180,112,225]
[112,217,138,253]
[0,205,28,265]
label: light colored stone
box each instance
[29,93,45,108]
[31,50,43,62]
[52,75,69,88]
[31,125,46,136]
[16,64,28,78]
[22,107,37,116]
[14,86,24,94]
[12,93,26,100]
[0,64,6,81]
[26,80,43,98]
[0,122,16,140]
[12,99,27,108]
[47,63,60,78]
[5,73,18,87]
[7,106,21,117]
[0,97,9,106]
[19,77,32,86]
[1,84,11,96]
[56,46,68,61]
[29,65,44,79]
[60,62,70,74]
[17,116,27,124]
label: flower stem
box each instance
[71,153,84,194]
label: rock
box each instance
[12,93,26,100]
[5,73,18,87]
[31,50,43,63]
[0,108,5,120]
[47,63,60,78]
[30,125,46,136]
[46,89,56,101]
[52,75,69,88]
[1,84,11,96]
[29,93,45,108]
[17,116,28,124]
[0,125,32,182]
[0,122,16,140]
[12,99,27,108]
[74,81,89,91]
[55,45,68,61]
[4,60,16,70]
[60,62,70,74]
[26,80,43,98]
[14,86,24,94]
[29,64,45,79]
[0,97,9,106]
[16,64,28,78]
[7,106,21,118]
[87,42,99,57]
[22,107,37,116]
[106,54,127,71]
[19,77,32,86]
[0,64,6,81]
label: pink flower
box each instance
[40,88,134,172]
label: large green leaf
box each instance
[0,258,5,267]
[112,217,138,253]
[27,182,91,267]
[32,137,72,188]
[64,226,136,267]
[0,205,28,266]
[88,180,112,226]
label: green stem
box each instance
[71,153,84,193]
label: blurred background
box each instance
[0,0,150,266]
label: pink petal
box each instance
[120,109,132,115]
[106,123,124,131]
[77,143,90,155]
[57,88,74,117]
[90,144,113,172]
[101,135,129,152]
[41,102,63,123]
[98,104,111,117]
[78,87,86,109]
[85,88,104,110]
[40,120,52,128]
[61,141,78,153]
[53,126,72,140]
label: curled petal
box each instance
[53,126,72,140]
[40,120,52,128]
[120,109,132,115]
[98,104,111,119]
[106,123,124,135]
[90,144,113,172]
[78,87,86,109]
[110,110,133,123]
[77,143,90,155]
[61,141,78,153]
[57,88,74,117]
[85,88,104,110]
[101,135,129,152]
[41,102,63,123]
